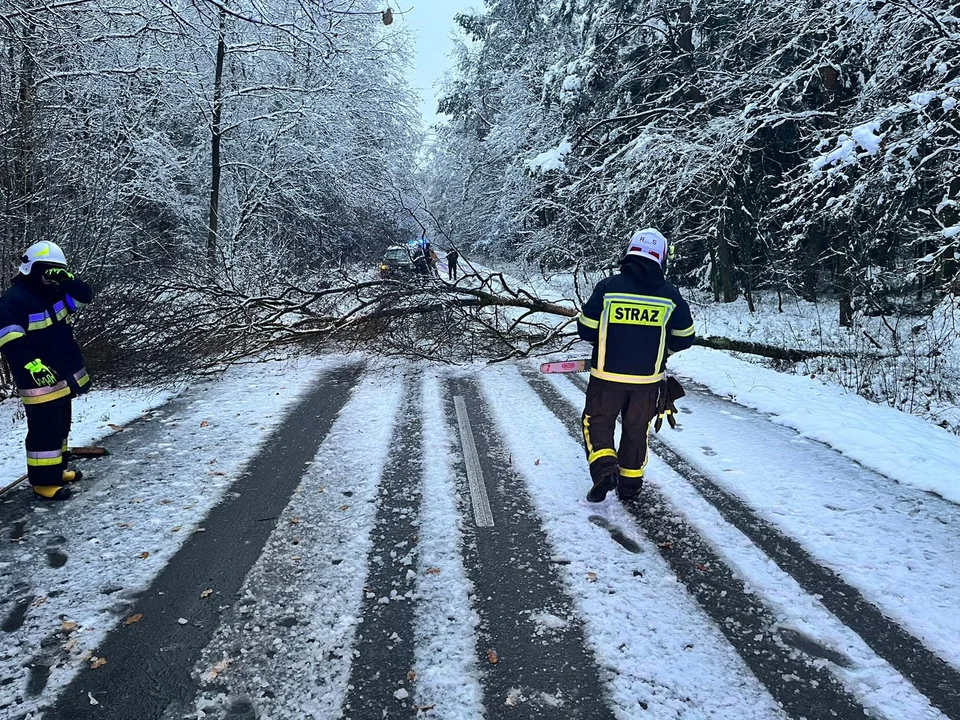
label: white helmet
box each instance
[624,228,669,266]
[19,241,68,275]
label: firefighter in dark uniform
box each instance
[0,241,94,500]
[577,229,695,502]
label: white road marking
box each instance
[454,396,495,528]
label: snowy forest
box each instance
[0,0,422,372]
[431,0,960,311]
[2,0,959,427]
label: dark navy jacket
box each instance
[577,257,695,384]
[0,274,93,404]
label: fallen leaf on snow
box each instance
[118,522,133,529]
[289,517,300,525]
[200,588,213,598]
[487,649,499,664]
[124,614,143,626]
[534,458,541,466]
[200,420,210,428]
[425,567,441,575]
[206,657,233,681]
[407,670,417,682]
[171,526,181,532]
[340,504,350,511]
[138,551,149,559]
[586,572,598,582]
[107,424,125,432]
[32,596,48,608]
[61,620,77,632]
[90,657,107,669]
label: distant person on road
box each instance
[0,242,94,500]
[576,229,695,503]
[446,248,460,280]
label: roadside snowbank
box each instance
[0,386,177,486]
[670,347,960,503]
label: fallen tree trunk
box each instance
[549,306,891,363]
[692,336,893,362]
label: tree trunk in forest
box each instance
[715,222,737,303]
[818,64,840,129]
[709,247,720,302]
[677,3,705,102]
[207,6,228,262]
[836,249,854,327]
[14,21,39,250]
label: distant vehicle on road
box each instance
[379,246,416,279]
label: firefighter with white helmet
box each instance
[576,229,695,503]
[0,241,94,500]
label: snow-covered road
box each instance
[1,356,958,720]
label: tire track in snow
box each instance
[445,376,614,719]
[0,356,355,719]
[46,364,365,720]
[521,370,869,720]
[341,376,424,718]
[183,368,408,720]
[561,372,960,719]
[410,374,484,719]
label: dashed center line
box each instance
[454,395,494,527]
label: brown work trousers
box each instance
[582,377,659,490]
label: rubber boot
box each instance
[586,472,618,503]
[62,469,83,483]
[616,479,643,502]
[32,485,72,500]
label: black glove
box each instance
[654,376,686,432]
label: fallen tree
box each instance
[80,257,893,381]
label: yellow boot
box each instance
[32,485,72,500]
[62,469,83,483]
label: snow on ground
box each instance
[688,291,960,428]
[645,454,946,720]
[0,355,353,717]
[190,368,405,720]
[668,346,960,504]
[478,365,787,720]
[0,385,177,486]
[545,371,954,719]
[413,374,484,719]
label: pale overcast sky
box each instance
[404,1,477,127]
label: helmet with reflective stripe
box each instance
[19,241,68,275]
[624,228,669,266]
